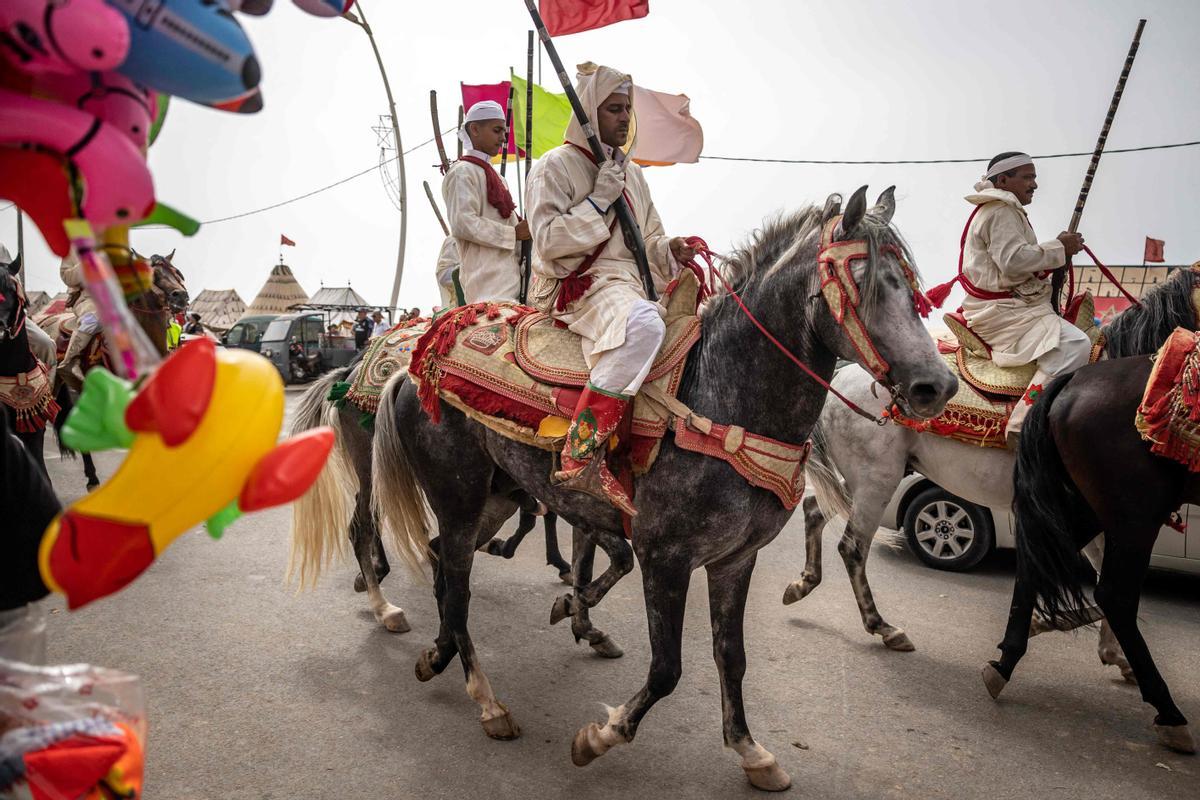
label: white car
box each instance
[881,472,1200,575]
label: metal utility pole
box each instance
[344,1,407,308]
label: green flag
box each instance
[510,74,573,159]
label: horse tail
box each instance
[805,419,852,521]
[52,382,76,461]
[286,366,355,588]
[370,373,431,578]
[1012,373,1092,629]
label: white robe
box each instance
[526,145,675,364]
[442,154,520,303]
[435,236,461,309]
[959,187,1068,368]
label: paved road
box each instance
[36,389,1200,799]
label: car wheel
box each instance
[902,487,994,572]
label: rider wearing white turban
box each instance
[442,100,527,303]
[959,151,1089,441]
[525,62,695,514]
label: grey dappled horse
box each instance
[785,264,1200,669]
[369,187,956,790]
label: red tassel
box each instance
[912,289,933,319]
[925,277,958,309]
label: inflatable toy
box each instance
[0,148,74,255]
[107,0,262,106]
[0,88,155,227]
[33,70,156,149]
[40,338,334,609]
[0,0,129,76]
[293,0,356,17]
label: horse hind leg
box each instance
[550,525,633,633]
[835,488,914,651]
[353,527,390,593]
[542,512,573,584]
[709,554,790,791]
[351,489,409,633]
[566,528,622,659]
[82,452,100,490]
[1078,535,1135,683]
[782,494,826,605]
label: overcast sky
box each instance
[3,0,1198,316]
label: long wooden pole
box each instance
[15,209,24,285]
[423,181,450,236]
[499,80,516,178]
[520,30,535,303]
[522,0,656,301]
[1053,19,1146,311]
[345,2,407,308]
[430,90,450,173]
[456,103,464,159]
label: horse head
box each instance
[0,254,24,343]
[811,185,957,418]
[149,249,190,313]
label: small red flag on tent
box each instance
[540,0,649,36]
[1144,237,1165,263]
[280,234,296,247]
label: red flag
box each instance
[1144,236,1165,263]
[280,234,296,247]
[540,0,649,36]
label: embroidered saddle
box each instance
[890,293,1104,448]
[405,271,810,509]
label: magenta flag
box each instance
[460,81,523,160]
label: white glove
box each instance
[591,160,626,208]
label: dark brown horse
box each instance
[986,353,1198,755]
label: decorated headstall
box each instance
[816,214,891,383]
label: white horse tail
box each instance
[370,373,431,578]
[806,420,852,521]
[287,367,356,588]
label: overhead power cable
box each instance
[697,139,1200,165]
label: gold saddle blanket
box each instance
[890,293,1104,448]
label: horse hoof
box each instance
[982,663,1008,700]
[1155,724,1196,754]
[882,629,915,652]
[533,501,549,516]
[589,636,624,659]
[414,649,438,682]
[380,608,410,633]
[86,481,100,491]
[743,760,792,792]
[481,710,521,740]
[1121,666,1138,685]
[559,570,574,586]
[571,723,604,766]
[353,574,367,593]
[781,582,804,606]
[550,595,572,626]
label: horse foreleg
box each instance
[542,512,573,583]
[353,527,390,593]
[983,573,1037,699]
[550,525,633,628]
[1075,535,1135,683]
[782,494,826,605]
[81,452,100,490]
[566,527,622,659]
[572,557,689,768]
[483,510,535,558]
[351,490,409,633]
[709,553,790,791]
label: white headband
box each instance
[983,153,1033,180]
[612,81,631,96]
[459,100,506,150]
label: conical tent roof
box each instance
[189,288,247,332]
[308,284,372,326]
[242,262,309,318]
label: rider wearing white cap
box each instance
[441,100,529,303]
[525,63,695,514]
[959,151,1088,441]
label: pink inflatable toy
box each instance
[292,0,356,18]
[0,0,130,76]
[0,88,154,227]
[34,71,156,149]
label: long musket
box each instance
[456,103,464,159]
[520,30,535,303]
[1052,18,1146,312]
[522,0,656,301]
[423,180,450,236]
[430,90,450,173]
[499,81,516,177]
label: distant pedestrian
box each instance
[184,313,204,335]
[371,311,389,337]
[352,308,372,350]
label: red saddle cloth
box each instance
[1136,327,1200,470]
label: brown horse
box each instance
[36,250,189,487]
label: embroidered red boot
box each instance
[553,384,637,516]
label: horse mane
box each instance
[708,204,921,318]
[1101,267,1198,358]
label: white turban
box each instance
[973,153,1033,192]
[459,100,506,151]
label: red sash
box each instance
[458,155,516,219]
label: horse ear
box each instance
[872,186,896,224]
[5,254,21,276]
[821,193,842,222]
[841,185,868,237]
[166,248,175,261]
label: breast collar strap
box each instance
[816,215,891,384]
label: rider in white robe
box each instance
[958,152,1088,440]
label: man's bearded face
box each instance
[596,92,632,149]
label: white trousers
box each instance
[1006,322,1093,438]
[588,299,665,397]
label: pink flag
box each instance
[631,85,703,167]
[540,0,649,36]
[460,82,523,160]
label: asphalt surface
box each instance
[34,388,1200,799]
